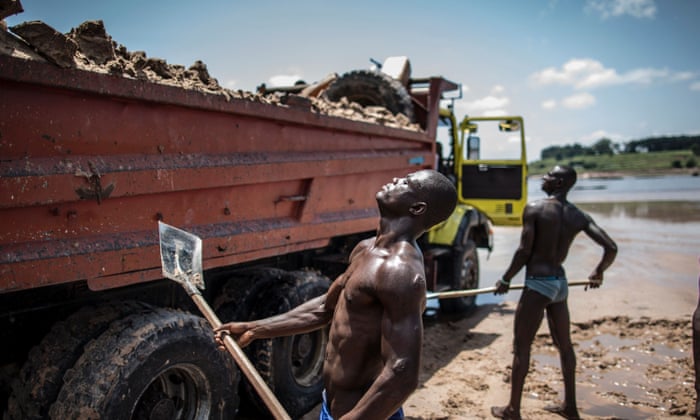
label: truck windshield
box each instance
[463,119,522,161]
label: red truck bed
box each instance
[0,55,447,293]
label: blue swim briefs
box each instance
[320,390,404,420]
[525,275,568,303]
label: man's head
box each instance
[376,169,457,231]
[542,165,577,195]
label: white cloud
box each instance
[691,81,700,91]
[482,109,509,117]
[461,94,510,114]
[580,129,625,143]
[268,74,303,87]
[490,85,505,95]
[541,99,557,110]
[586,0,657,20]
[224,79,239,89]
[562,92,596,109]
[531,58,688,90]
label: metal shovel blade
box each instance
[158,221,204,291]
[156,222,291,420]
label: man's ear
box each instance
[410,201,427,216]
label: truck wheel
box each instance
[5,301,153,420]
[49,307,239,420]
[245,270,329,418]
[440,240,480,314]
[322,69,415,121]
[214,267,287,323]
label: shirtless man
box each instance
[491,165,617,420]
[215,169,457,420]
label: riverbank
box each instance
[529,167,699,180]
[404,216,699,419]
[302,211,699,419]
[527,149,698,178]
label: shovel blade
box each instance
[158,221,204,290]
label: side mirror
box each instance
[498,120,520,132]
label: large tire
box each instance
[322,69,415,121]
[213,268,287,323]
[245,270,330,419]
[49,307,240,420]
[439,240,480,314]
[5,301,153,420]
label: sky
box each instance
[6,0,700,162]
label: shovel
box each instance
[425,280,591,300]
[158,221,291,420]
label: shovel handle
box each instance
[426,280,591,300]
[189,294,291,420]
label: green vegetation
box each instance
[530,135,700,177]
[529,150,698,177]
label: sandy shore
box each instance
[405,221,698,420]
[302,217,699,419]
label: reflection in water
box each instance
[577,201,700,223]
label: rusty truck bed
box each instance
[0,55,449,293]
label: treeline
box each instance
[540,135,700,160]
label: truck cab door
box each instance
[457,116,527,226]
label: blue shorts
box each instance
[320,390,404,420]
[525,276,568,303]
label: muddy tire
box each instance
[49,307,239,419]
[5,301,153,420]
[214,268,288,323]
[439,240,479,314]
[322,69,415,121]
[244,270,330,418]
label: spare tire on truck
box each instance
[322,69,415,122]
[49,307,240,420]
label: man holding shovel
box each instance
[215,169,457,420]
[491,165,617,420]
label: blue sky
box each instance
[6,0,699,161]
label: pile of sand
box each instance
[0,13,418,131]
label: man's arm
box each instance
[215,240,372,347]
[582,215,618,288]
[340,255,425,420]
[215,288,336,348]
[495,204,536,294]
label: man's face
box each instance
[376,173,421,211]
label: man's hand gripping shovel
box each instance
[158,222,291,420]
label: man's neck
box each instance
[375,218,420,248]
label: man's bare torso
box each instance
[322,238,426,416]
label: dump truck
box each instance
[0,19,527,419]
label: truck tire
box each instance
[213,267,286,323]
[322,69,415,121]
[49,307,239,420]
[5,301,153,420]
[440,239,480,314]
[245,270,329,418]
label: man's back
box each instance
[527,198,590,277]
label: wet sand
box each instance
[302,201,699,419]
[404,203,699,419]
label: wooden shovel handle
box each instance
[189,294,291,420]
[426,280,591,300]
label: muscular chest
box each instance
[337,256,383,308]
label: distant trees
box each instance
[540,135,700,160]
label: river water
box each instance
[477,173,700,307]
